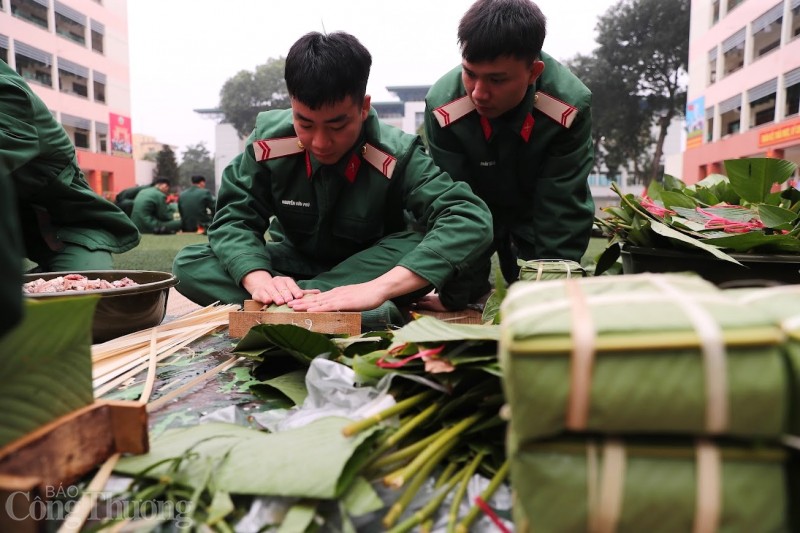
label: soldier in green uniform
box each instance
[0,59,140,273]
[173,32,492,326]
[421,0,595,311]
[131,178,183,234]
[178,175,215,233]
[115,183,149,217]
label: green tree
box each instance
[595,0,690,186]
[219,57,290,138]
[154,144,179,184]
[178,142,215,190]
[565,53,651,183]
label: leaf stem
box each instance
[447,450,487,532]
[342,390,436,437]
[455,459,510,533]
[384,414,482,489]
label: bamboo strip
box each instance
[146,356,244,413]
[138,327,159,405]
[93,326,223,396]
[91,303,237,397]
[56,453,120,533]
[507,326,784,354]
[92,324,214,383]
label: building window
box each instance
[786,68,800,117]
[0,35,8,64]
[96,122,108,153]
[722,29,745,77]
[711,0,720,25]
[707,48,717,86]
[93,73,106,103]
[10,0,49,31]
[57,58,89,98]
[719,95,741,137]
[752,3,783,61]
[90,20,105,54]
[61,113,91,149]
[54,3,87,46]
[792,1,800,39]
[705,108,714,142]
[15,43,52,87]
[727,0,744,13]
[750,94,776,127]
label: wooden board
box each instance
[0,400,148,531]
[229,300,361,337]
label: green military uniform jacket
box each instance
[425,52,595,263]
[208,108,493,290]
[131,186,178,234]
[0,60,140,259]
[178,185,215,231]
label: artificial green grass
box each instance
[113,234,208,272]
[112,234,609,275]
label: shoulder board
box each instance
[252,136,304,162]
[432,95,476,128]
[534,91,578,128]
[362,143,396,179]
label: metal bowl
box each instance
[23,270,178,343]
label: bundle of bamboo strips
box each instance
[91,303,239,397]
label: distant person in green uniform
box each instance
[0,59,140,273]
[173,31,492,326]
[115,183,149,217]
[178,175,215,233]
[130,178,182,234]
[420,0,595,311]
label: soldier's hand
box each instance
[242,270,318,306]
[287,283,385,313]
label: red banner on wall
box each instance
[758,117,800,148]
[109,113,133,157]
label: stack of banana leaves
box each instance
[111,316,516,531]
[594,157,800,273]
[499,272,800,532]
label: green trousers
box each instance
[27,243,113,272]
[172,231,433,307]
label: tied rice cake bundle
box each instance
[499,273,788,441]
[518,259,586,282]
[511,438,792,533]
[728,284,800,436]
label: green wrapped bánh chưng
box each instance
[517,259,586,282]
[510,437,793,533]
[727,284,800,438]
[499,273,789,441]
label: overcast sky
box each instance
[127,0,618,159]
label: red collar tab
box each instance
[479,115,492,141]
[520,113,534,142]
[305,151,312,179]
[345,152,361,183]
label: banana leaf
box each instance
[391,316,500,344]
[511,438,791,533]
[0,295,98,447]
[116,417,380,500]
[234,324,343,364]
[499,274,789,440]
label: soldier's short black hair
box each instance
[458,0,547,64]
[284,31,372,110]
[191,175,206,184]
[153,178,171,186]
